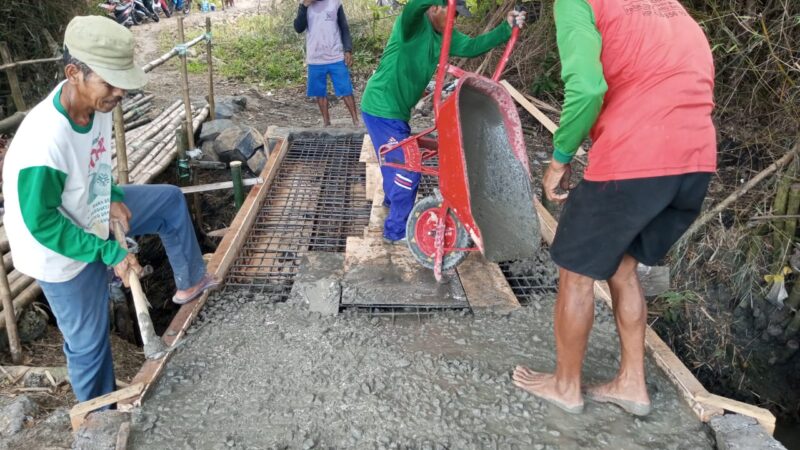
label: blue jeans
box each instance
[38,184,206,402]
[362,111,419,241]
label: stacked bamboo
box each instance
[111,101,210,185]
[118,93,157,132]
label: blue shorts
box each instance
[307,60,354,98]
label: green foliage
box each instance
[654,291,701,323]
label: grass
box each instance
[170,0,394,90]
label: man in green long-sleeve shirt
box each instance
[361,0,526,243]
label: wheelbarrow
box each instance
[379,0,540,281]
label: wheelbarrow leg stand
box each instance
[433,205,448,283]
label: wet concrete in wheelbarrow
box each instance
[129,288,713,449]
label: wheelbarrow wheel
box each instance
[406,196,471,271]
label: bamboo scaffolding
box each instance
[141,34,206,74]
[177,18,196,151]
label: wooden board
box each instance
[365,185,387,237]
[500,80,586,157]
[70,383,144,431]
[359,134,376,164]
[365,162,382,201]
[532,197,778,430]
[695,393,776,434]
[118,135,290,411]
[456,253,520,315]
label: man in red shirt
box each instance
[512,0,716,416]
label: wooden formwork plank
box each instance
[500,80,585,157]
[457,253,520,315]
[365,163,382,201]
[361,134,382,200]
[365,185,387,237]
[70,383,144,431]
[533,198,778,429]
[118,136,290,410]
[359,134,376,163]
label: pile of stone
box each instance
[197,96,269,175]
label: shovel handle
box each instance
[111,222,148,305]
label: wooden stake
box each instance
[230,161,244,209]
[177,17,196,151]
[113,105,130,185]
[0,261,21,364]
[0,42,26,112]
[175,124,191,187]
[206,17,216,121]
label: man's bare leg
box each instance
[342,95,359,126]
[512,268,595,413]
[585,254,651,414]
[317,97,331,127]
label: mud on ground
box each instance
[130,286,713,449]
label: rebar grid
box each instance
[226,135,370,299]
[498,260,558,304]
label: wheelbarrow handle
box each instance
[432,0,459,120]
[492,5,523,82]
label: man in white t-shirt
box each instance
[2,16,219,403]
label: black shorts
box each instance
[550,173,711,280]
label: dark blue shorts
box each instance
[307,60,353,98]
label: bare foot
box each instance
[512,366,584,414]
[584,378,651,416]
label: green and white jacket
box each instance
[3,82,127,283]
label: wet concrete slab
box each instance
[341,236,468,309]
[129,286,714,449]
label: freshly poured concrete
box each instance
[129,288,713,449]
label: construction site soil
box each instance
[129,284,713,449]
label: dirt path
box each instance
[131,0,364,135]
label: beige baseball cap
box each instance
[64,16,147,90]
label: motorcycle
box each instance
[133,0,160,23]
[153,0,171,18]
[98,1,135,28]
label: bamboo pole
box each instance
[134,106,209,185]
[121,94,152,113]
[177,17,196,151]
[176,123,191,186]
[0,42,27,111]
[231,161,244,209]
[141,34,206,74]
[771,165,793,252]
[773,183,800,272]
[206,17,216,121]
[113,105,130,185]
[124,116,153,132]
[0,56,60,72]
[683,141,800,241]
[0,261,21,363]
[0,282,41,329]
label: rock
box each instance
[288,253,344,316]
[213,127,265,163]
[213,96,247,120]
[247,149,267,175]
[199,119,239,143]
[201,140,220,162]
[0,395,39,437]
[72,410,130,450]
[709,414,786,450]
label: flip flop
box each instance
[584,390,652,416]
[172,273,221,305]
[534,394,585,415]
[511,379,584,414]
